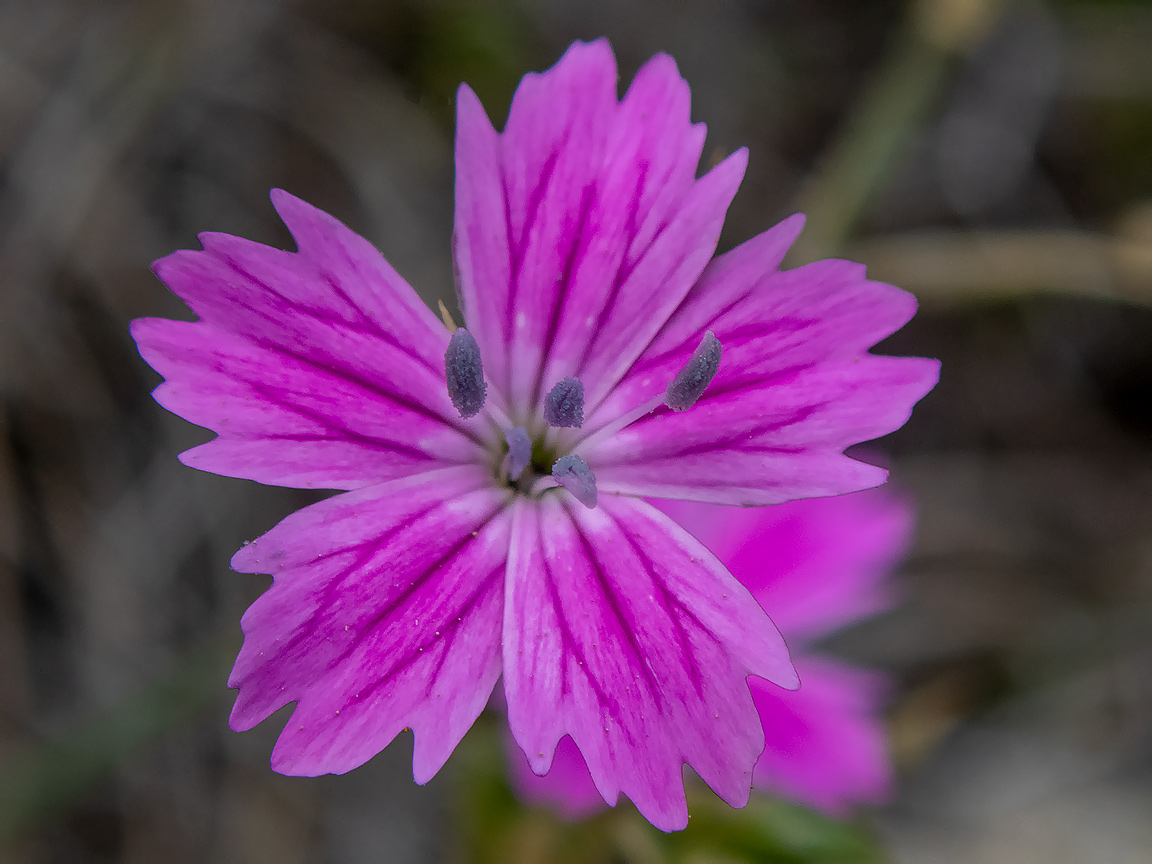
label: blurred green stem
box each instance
[789,0,1002,262]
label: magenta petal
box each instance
[584,213,805,428]
[227,466,512,783]
[559,150,746,413]
[452,40,744,418]
[157,190,450,378]
[452,84,513,407]
[590,227,912,422]
[132,318,485,489]
[655,489,913,640]
[591,355,938,505]
[506,732,607,821]
[133,191,490,489]
[581,227,938,504]
[504,658,895,820]
[752,657,893,815]
[454,40,617,414]
[503,495,797,832]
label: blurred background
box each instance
[1,0,1151,861]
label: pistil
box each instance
[503,427,531,481]
[576,330,724,451]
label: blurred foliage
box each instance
[1081,100,1152,213]
[0,638,232,846]
[451,715,884,864]
[302,0,539,127]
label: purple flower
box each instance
[507,488,912,817]
[131,39,937,831]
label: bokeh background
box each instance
[2,0,1151,861]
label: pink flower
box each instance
[507,489,911,818]
[131,40,937,831]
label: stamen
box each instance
[444,328,487,418]
[543,377,584,428]
[437,299,458,331]
[552,453,597,508]
[503,427,531,481]
[665,330,721,411]
[556,330,724,455]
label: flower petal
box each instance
[132,318,486,489]
[134,191,487,489]
[655,489,912,640]
[581,214,805,424]
[452,40,744,419]
[591,356,938,505]
[161,190,449,378]
[227,466,512,783]
[583,236,940,505]
[505,733,606,821]
[503,494,797,832]
[453,39,615,418]
[752,657,893,815]
[503,657,894,820]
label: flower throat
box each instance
[444,326,722,509]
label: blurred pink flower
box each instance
[131,39,936,831]
[507,489,912,817]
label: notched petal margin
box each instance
[750,656,893,815]
[227,466,512,784]
[134,190,485,490]
[502,494,797,831]
[582,219,940,506]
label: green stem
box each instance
[789,0,1004,262]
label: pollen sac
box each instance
[552,453,597,508]
[543,376,584,428]
[665,330,721,411]
[444,328,487,418]
[503,427,531,481]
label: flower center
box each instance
[444,327,722,510]
[500,429,560,490]
[496,426,577,499]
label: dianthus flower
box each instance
[507,488,912,819]
[131,39,938,831]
